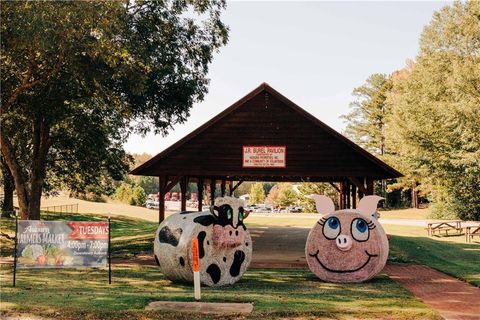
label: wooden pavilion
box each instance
[131,83,402,223]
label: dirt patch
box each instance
[385,264,480,320]
[145,301,253,314]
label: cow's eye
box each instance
[227,209,232,219]
[351,218,369,242]
[239,211,244,221]
[323,217,341,240]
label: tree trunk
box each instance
[411,183,418,209]
[0,117,51,220]
[0,126,30,219]
[1,157,15,217]
[28,118,51,220]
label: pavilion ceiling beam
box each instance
[230,180,244,195]
[328,182,340,193]
[348,177,367,195]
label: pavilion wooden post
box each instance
[366,177,374,195]
[346,182,351,209]
[339,182,345,209]
[210,179,216,205]
[221,179,226,197]
[197,179,204,212]
[180,176,188,212]
[351,184,357,209]
[158,176,168,224]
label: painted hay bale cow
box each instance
[154,196,252,287]
[305,195,388,283]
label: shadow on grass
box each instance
[0,266,440,320]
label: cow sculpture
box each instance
[154,196,252,286]
[305,195,388,283]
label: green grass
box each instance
[0,266,439,320]
[384,225,480,286]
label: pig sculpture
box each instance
[306,195,388,283]
[154,196,252,286]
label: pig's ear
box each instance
[309,194,335,215]
[358,196,384,218]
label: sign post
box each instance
[13,214,18,287]
[108,216,112,284]
[191,238,201,300]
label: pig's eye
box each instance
[351,218,369,242]
[323,217,341,240]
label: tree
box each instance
[249,182,265,204]
[266,185,280,208]
[385,1,480,220]
[1,1,228,219]
[342,73,392,156]
[0,157,15,216]
[277,183,298,208]
[129,186,147,207]
[297,183,338,212]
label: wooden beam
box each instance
[158,175,168,224]
[221,179,226,197]
[230,180,243,195]
[352,184,357,209]
[197,179,204,212]
[339,182,344,209]
[180,176,188,212]
[346,181,351,209]
[165,176,181,194]
[348,177,367,195]
[210,179,216,205]
[328,182,340,193]
[366,177,374,195]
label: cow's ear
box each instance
[241,207,250,220]
[210,205,220,218]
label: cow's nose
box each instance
[335,235,353,251]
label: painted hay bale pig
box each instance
[305,195,388,283]
[154,196,252,286]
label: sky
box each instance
[124,0,450,155]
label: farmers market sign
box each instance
[16,220,109,269]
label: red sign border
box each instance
[242,145,287,168]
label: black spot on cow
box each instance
[180,211,195,215]
[179,256,185,267]
[206,264,221,284]
[197,231,207,259]
[193,215,215,226]
[159,226,182,246]
[206,240,210,245]
[154,255,160,266]
[245,242,249,246]
[230,250,245,277]
[223,257,227,262]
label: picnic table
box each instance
[465,225,480,243]
[426,220,463,236]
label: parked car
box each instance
[146,200,159,209]
[287,206,303,213]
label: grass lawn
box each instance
[384,225,480,286]
[1,210,478,319]
[0,265,439,320]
